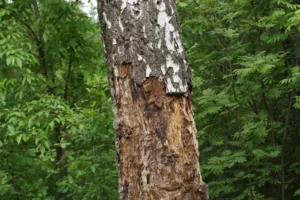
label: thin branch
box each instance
[53,0,84,27]
[64,53,73,101]
[31,0,49,78]
[211,60,232,84]
[53,11,67,26]
[85,31,100,42]
[31,0,42,41]
[281,87,295,200]
[10,13,40,44]
[32,0,41,20]
[192,0,201,7]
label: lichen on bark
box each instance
[98,0,191,94]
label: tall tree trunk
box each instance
[97,0,208,199]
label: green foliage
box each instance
[0,0,117,199]
[178,0,300,199]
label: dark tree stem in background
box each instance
[97,0,208,199]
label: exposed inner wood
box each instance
[113,63,208,200]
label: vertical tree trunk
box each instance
[97,0,208,199]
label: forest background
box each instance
[1,0,300,199]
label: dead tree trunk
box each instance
[97,0,208,199]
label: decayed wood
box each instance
[97,0,208,199]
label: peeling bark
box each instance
[97,0,208,199]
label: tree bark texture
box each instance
[97,0,208,199]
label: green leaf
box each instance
[61,142,67,149]
[15,57,22,68]
[7,125,15,135]
[17,134,22,144]
[49,121,55,130]
[294,189,300,196]
[91,166,96,173]
[28,118,33,128]
[6,56,12,66]
[0,9,6,17]
[178,2,188,7]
